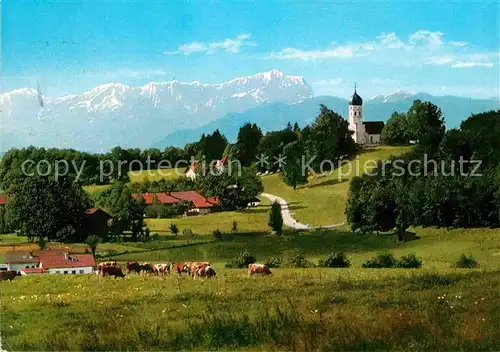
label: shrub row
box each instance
[362,253,422,268]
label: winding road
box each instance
[260,193,345,230]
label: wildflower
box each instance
[481,297,485,301]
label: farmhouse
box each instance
[83,208,112,237]
[132,190,220,215]
[348,85,385,146]
[184,156,228,180]
[4,252,40,271]
[1,250,95,274]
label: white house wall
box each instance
[47,267,94,275]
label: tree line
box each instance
[346,106,500,240]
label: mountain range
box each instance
[1,70,498,152]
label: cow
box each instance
[248,263,272,276]
[153,263,170,275]
[100,266,125,279]
[140,262,155,275]
[126,261,141,274]
[188,262,211,276]
[98,261,117,269]
[0,270,19,282]
[195,265,217,278]
[173,262,191,275]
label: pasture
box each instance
[2,266,500,351]
[128,167,185,183]
[261,146,412,226]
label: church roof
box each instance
[349,89,363,106]
[363,121,385,135]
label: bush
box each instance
[232,221,238,233]
[264,256,281,268]
[397,253,422,268]
[169,223,179,235]
[455,254,479,268]
[212,229,223,241]
[282,253,315,268]
[362,253,398,268]
[319,252,351,268]
[225,251,256,268]
[182,229,194,237]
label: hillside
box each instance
[261,146,413,226]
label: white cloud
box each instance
[266,30,495,70]
[376,32,405,49]
[425,56,455,65]
[408,30,444,48]
[313,78,344,86]
[166,34,256,55]
[451,61,494,68]
[449,41,469,47]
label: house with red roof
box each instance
[184,156,229,180]
[131,190,220,216]
[37,252,95,274]
[2,250,95,275]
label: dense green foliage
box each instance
[346,107,500,240]
[362,253,422,268]
[93,182,148,241]
[282,140,308,189]
[5,176,92,242]
[235,123,263,166]
[381,112,410,145]
[196,165,264,209]
[319,252,351,268]
[268,200,283,235]
[455,254,479,268]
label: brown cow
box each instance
[98,261,117,269]
[154,263,170,275]
[195,265,217,278]
[248,263,272,276]
[126,261,141,274]
[173,262,191,275]
[188,262,211,276]
[0,270,19,282]
[100,266,125,279]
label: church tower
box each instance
[348,84,365,144]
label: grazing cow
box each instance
[188,262,211,276]
[126,261,141,274]
[248,263,272,276]
[195,265,217,278]
[98,261,117,269]
[154,263,170,275]
[100,266,125,279]
[0,270,19,282]
[173,262,191,275]
[140,262,155,275]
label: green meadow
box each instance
[2,145,500,351]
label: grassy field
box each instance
[146,199,271,236]
[262,146,412,226]
[2,264,499,350]
[128,167,185,183]
[3,144,500,350]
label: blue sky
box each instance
[2,0,499,98]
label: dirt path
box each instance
[260,193,345,230]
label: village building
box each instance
[2,250,95,274]
[348,86,385,146]
[132,190,220,215]
[82,208,112,237]
[4,252,40,271]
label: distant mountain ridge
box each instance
[153,93,499,148]
[0,69,498,152]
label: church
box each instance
[348,86,385,146]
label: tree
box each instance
[236,123,263,166]
[85,235,100,258]
[257,129,298,172]
[196,129,228,162]
[95,182,148,241]
[5,176,92,242]
[196,165,264,209]
[269,200,283,236]
[169,223,179,235]
[282,140,308,190]
[305,104,357,171]
[381,112,409,145]
[407,100,445,153]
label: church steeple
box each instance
[349,84,363,106]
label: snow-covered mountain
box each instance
[369,90,415,103]
[0,69,313,152]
